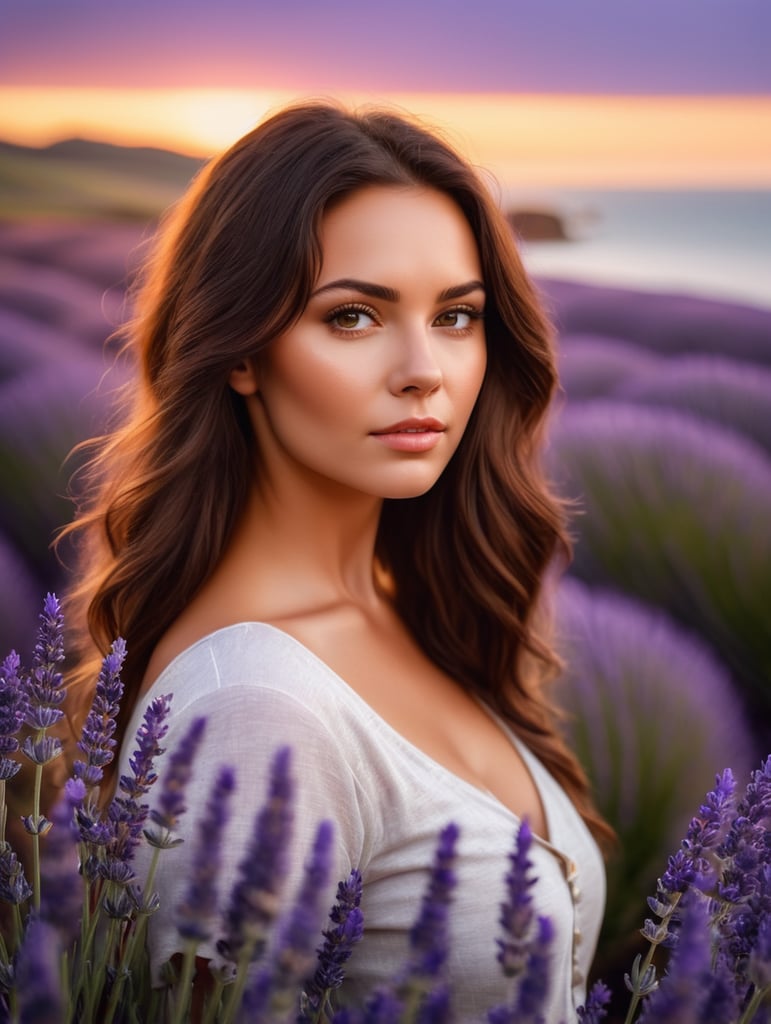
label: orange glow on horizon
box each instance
[2,87,771,188]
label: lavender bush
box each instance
[1,595,769,1023]
[556,335,658,401]
[548,401,771,728]
[538,279,771,365]
[556,342,771,456]
[554,579,753,952]
[0,357,127,586]
[613,354,771,455]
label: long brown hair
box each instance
[63,100,613,848]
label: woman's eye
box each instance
[434,308,479,330]
[327,306,377,332]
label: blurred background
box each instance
[1,0,770,1014]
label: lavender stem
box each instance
[622,903,678,1024]
[31,759,44,910]
[169,942,198,1024]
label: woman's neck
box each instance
[139,479,387,696]
[221,480,385,617]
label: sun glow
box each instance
[2,86,771,188]
[1,87,297,156]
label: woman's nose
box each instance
[387,331,443,396]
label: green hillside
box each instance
[0,138,204,219]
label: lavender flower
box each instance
[0,842,32,905]
[402,822,458,982]
[416,986,452,1024]
[175,764,236,944]
[635,767,740,955]
[103,889,134,920]
[0,651,27,781]
[118,693,172,802]
[509,916,555,1024]
[66,775,101,844]
[577,980,611,1023]
[129,883,161,918]
[78,694,172,914]
[656,849,696,897]
[487,999,518,1024]
[20,597,66,794]
[241,820,335,1019]
[356,823,459,1024]
[276,819,335,975]
[19,734,62,770]
[72,638,126,790]
[487,824,553,1024]
[361,989,404,1024]
[722,756,771,857]
[303,868,364,1014]
[23,593,65,733]
[623,954,659,1001]
[660,768,736,895]
[623,774,739,1021]
[714,757,771,985]
[496,820,536,979]
[144,715,206,848]
[98,858,138,886]
[14,918,63,1023]
[218,745,295,964]
[699,962,741,1023]
[103,693,172,869]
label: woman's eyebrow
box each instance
[312,279,398,301]
[437,281,486,302]
[311,278,486,302]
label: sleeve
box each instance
[129,682,372,981]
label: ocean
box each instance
[501,188,771,310]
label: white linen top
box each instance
[117,622,605,1023]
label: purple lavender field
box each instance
[0,218,148,654]
[1,142,770,992]
[541,275,771,987]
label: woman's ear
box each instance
[229,358,260,396]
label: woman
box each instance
[65,101,610,1020]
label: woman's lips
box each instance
[370,418,446,452]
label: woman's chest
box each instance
[285,608,550,838]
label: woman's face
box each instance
[235,185,487,502]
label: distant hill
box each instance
[30,138,204,180]
[0,138,204,220]
[0,136,571,240]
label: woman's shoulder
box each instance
[140,620,355,712]
[128,620,388,767]
[120,620,382,854]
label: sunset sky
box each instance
[3,0,771,187]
